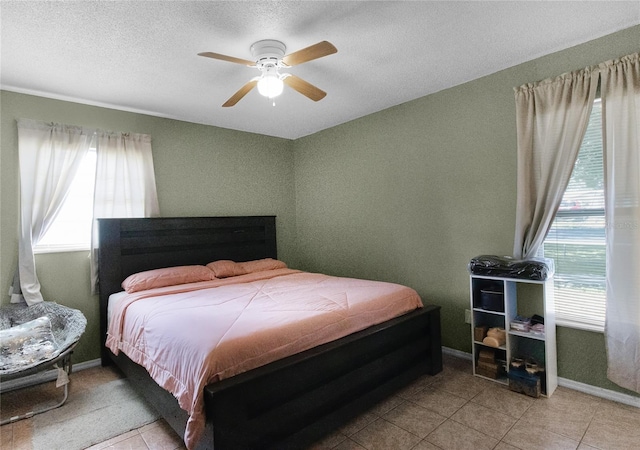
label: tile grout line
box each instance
[497,394,537,450]
[575,398,605,450]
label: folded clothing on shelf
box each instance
[529,323,545,335]
[510,315,531,332]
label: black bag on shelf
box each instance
[468,255,554,281]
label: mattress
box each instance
[106,268,422,449]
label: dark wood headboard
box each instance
[97,216,277,363]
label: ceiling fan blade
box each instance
[222,80,258,107]
[198,52,255,66]
[283,75,327,101]
[282,41,337,66]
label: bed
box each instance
[98,216,442,450]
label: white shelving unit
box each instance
[470,274,557,397]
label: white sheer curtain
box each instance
[12,119,93,306]
[89,131,160,293]
[513,68,599,259]
[601,52,640,393]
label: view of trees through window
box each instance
[542,99,606,331]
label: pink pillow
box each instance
[122,265,216,293]
[206,260,245,278]
[238,258,287,274]
[206,258,287,278]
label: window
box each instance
[542,99,605,332]
[34,147,97,253]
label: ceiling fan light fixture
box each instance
[257,76,283,98]
[257,66,284,98]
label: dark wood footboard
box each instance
[204,305,441,449]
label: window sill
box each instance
[556,319,604,334]
[34,246,90,255]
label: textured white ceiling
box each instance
[1,1,639,139]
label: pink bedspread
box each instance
[106,268,422,449]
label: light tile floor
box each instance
[2,354,639,449]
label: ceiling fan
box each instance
[198,40,337,107]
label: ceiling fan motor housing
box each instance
[251,39,286,67]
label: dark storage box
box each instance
[478,348,495,363]
[474,325,488,342]
[508,370,541,398]
[480,289,504,312]
[477,361,503,378]
[476,365,500,379]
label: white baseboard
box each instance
[442,346,473,360]
[557,376,640,408]
[442,346,639,408]
[0,358,101,393]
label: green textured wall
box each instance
[0,91,296,363]
[293,25,640,396]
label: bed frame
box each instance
[98,216,442,449]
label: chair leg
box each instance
[0,354,72,425]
